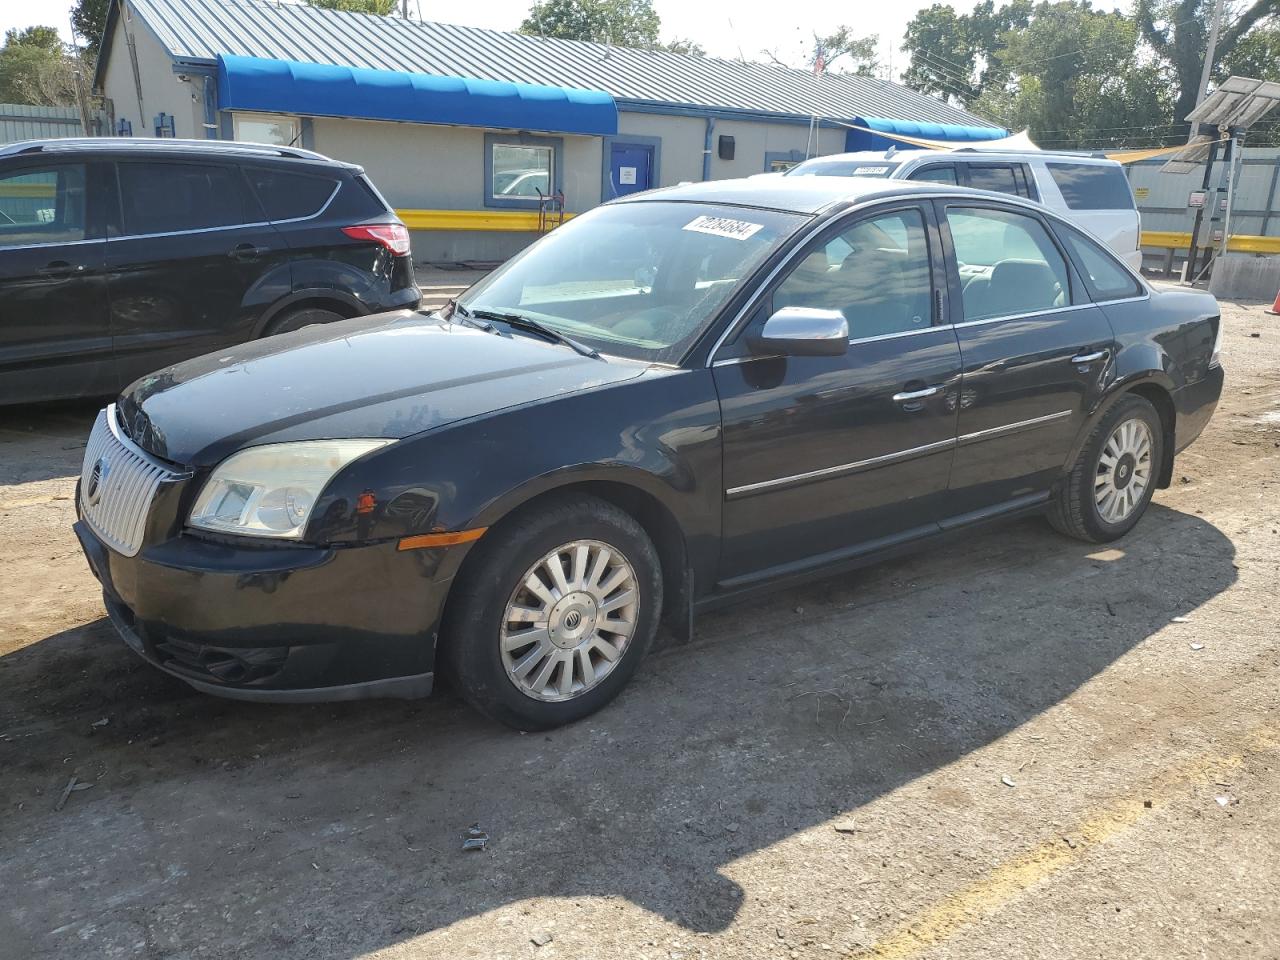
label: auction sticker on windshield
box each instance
[851,166,890,175]
[683,215,765,241]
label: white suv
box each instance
[784,150,1143,271]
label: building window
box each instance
[764,149,808,173]
[233,113,300,147]
[484,132,562,209]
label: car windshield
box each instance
[787,159,900,178]
[458,201,807,363]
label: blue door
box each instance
[608,143,654,198]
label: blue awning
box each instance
[216,55,619,137]
[844,116,1007,152]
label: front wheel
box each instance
[443,496,663,730]
[1048,394,1163,542]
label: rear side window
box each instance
[966,164,1020,196]
[1046,163,1134,210]
[117,162,259,235]
[1058,226,1142,300]
[244,167,338,221]
[946,206,1071,321]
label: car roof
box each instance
[792,149,1120,167]
[614,176,1002,215]
[0,137,356,170]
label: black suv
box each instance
[0,138,420,404]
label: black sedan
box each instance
[73,178,1224,729]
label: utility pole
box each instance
[1190,0,1226,140]
[401,0,409,18]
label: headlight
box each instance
[189,440,391,539]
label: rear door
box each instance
[937,200,1115,519]
[0,158,111,403]
[106,158,288,385]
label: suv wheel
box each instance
[1048,394,1163,542]
[264,306,345,336]
[443,496,662,730]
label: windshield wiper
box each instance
[468,308,601,360]
[447,300,496,332]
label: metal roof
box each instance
[101,0,992,128]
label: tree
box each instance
[900,0,1031,105]
[519,0,660,47]
[812,26,879,77]
[971,2,1170,148]
[0,26,81,106]
[662,38,706,57]
[1134,0,1279,132]
[72,0,110,54]
[303,0,398,13]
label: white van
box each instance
[784,150,1143,271]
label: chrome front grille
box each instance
[79,405,184,557]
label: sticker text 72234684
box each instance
[683,215,765,241]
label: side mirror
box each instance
[750,306,849,358]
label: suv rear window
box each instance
[245,168,339,221]
[1046,162,1134,210]
[117,162,258,234]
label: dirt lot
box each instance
[2,297,1279,960]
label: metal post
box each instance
[1185,137,1220,281]
[702,117,714,181]
[1219,129,1241,259]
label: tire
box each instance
[442,495,663,730]
[1047,394,1163,543]
[263,306,346,337]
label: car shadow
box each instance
[0,503,1237,956]
[0,400,101,486]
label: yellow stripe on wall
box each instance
[1141,230,1280,254]
[395,209,576,232]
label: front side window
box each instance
[117,162,259,235]
[0,164,87,246]
[909,165,957,185]
[1046,162,1134,210]
[1058,225,1143,300]
[460,201,805,363]
[233,113,300,147]
[486,135,559,207]
[774,208,933,339]
[947,207,1071,322]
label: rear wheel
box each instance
[264,306,345,336]
[1048,394,1163,542]
[443,496,662,730]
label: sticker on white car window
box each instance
[683,215,764,241]
[851,166,890,175]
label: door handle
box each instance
[38,261,84,277]
[228,243,269,261]
[1070,349,1107,364]
[893,385,941,403]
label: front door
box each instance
[105,158,286,385]
[607,143,654,199]
[937,201,1115,518]
[0,159,112,403]
[713,202,962,586]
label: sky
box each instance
[4,0,985,75]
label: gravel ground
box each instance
[0,297,1277,960]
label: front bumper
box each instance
[75,520,448,702]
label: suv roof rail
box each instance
[0,138,334,162]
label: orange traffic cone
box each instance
[1268,288,1280,315]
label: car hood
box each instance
[116,311,648,466]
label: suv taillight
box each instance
[342,222,411,256]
